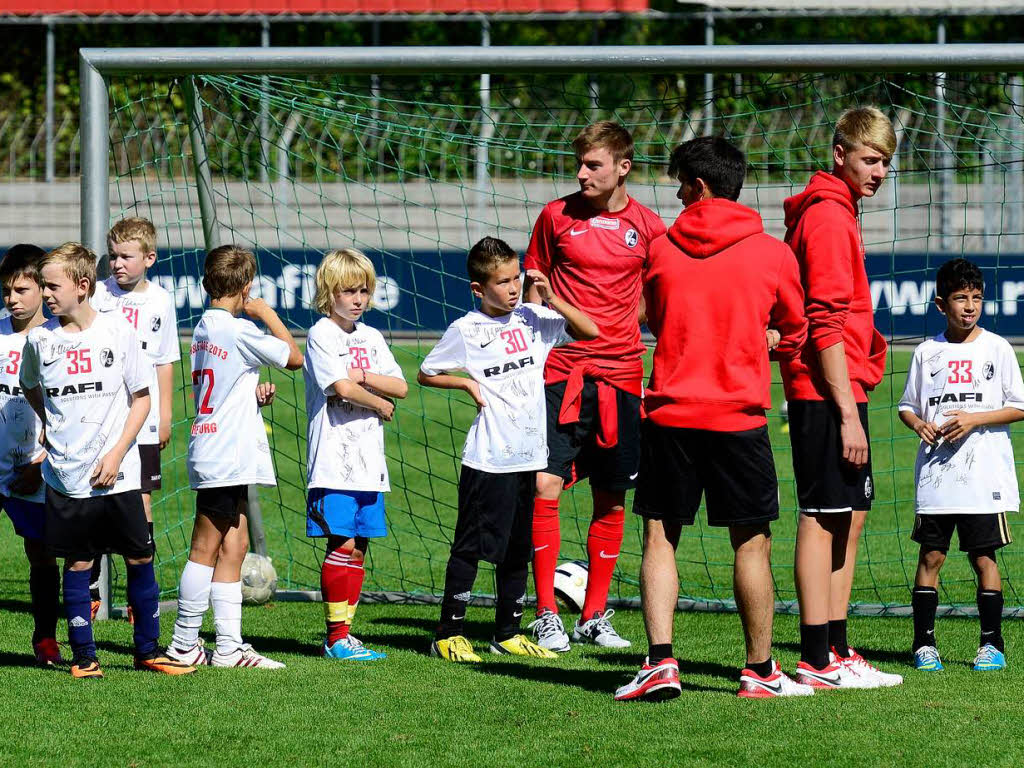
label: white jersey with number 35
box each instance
[899,328,1024,515]
[186,309,290,490]
[0,317,45,502]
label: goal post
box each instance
[78,44,1024,618]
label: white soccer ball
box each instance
[240,552,278,605]
[553,560,588,612]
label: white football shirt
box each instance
[304,318,405,492]
[0,316,45,502]
[187,308,290,489]
[94,279,180,445]
[899,328,1024,514]
[420,304,569,473]
[19,313,149,498]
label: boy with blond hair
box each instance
[89,217,179,618]
[20,243,194,679]
[167,245,303,669]
[304,248,407,660]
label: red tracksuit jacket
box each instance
[779,171,888,403]
[642,197,808,432]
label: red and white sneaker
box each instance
[32,637,63,667]
[794,656,875,690]
[738,660,814,698]
[833,647,903,688]
[614,657,682,702]
[166,639,212,667]
[211,643,285,669]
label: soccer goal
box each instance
[79,44,1024,618]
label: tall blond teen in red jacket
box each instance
[616,137,811,702]
[784,107,903,690]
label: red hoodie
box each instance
[780,171,888,402]
[643,198,808,431]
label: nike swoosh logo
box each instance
[751,679,782,693]
[451,614,465,621]
[930,368,943,378]
[480,337,498,348]
[629,472,639,480]
[598,550,619,559]
[42,358,60,367]
[570,228,588,237]
[513,611,523,618]
[533,544,549,552]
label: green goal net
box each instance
[104,68,1024,616]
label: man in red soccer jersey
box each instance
[524,121,666,652]
[784,107,903,689]
[615,137,811,701]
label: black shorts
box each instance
[45,486,152,561]
[789,400,874,514]
[633,422,780,528]
[452,466,534,565]
[138,444,162,493]
[195,485,248,524]
[912,513,1013,553]
[544,380,642,492]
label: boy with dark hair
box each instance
[0,244,61,666]
[525,121,666,652]
[899,258,1023,673]
[167,245,303,669]
[782,106,903,689]
[616,136,812,701]
[420,236,598,662]
[20,243,194,679]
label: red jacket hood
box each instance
[667,198,764,258]
[783,170,857,230]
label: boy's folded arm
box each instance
[360,371,409,399]
[332,377,391,411]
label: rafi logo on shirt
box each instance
[983,361,995,380]
[624,228,639,248]
[100,348,114,368]
[151,315,162,332]
[483,356,535,378]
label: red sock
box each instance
[532,498,561,614]
[321,542,352,644]
[345,553,366,627]
[581,501,625,619]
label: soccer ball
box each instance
[553,560,588,612]
[240,552,278,605]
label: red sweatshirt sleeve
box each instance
[524,204,555,273]
[771,246,809,361]
[799,204,855,352]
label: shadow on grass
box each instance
[588,651,739,683]
[0,598,34,615]
[472,660,727,696]
[367,614,502,639]
[238,633,324,659]
[0,650,42,668]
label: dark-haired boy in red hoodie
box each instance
[615,137,810,702]
[784,107,903,690]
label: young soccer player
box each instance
[304,248,408,661]
[617,137,812,701]
[89,217,180,619]
[19,243,194,679]
[0,244,61,666]
[167,245,303,669]
[899,258,1023,673]
[420,236,598,662]
[525,121,666,652]
[782,106,902,689]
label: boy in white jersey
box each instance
[899,258,1024,673]
[0,245,61,666]
[419,237,598,662]
[304,248,408,661]
[167,245,303,669]
[89,217,179,619]
[19,243,195,679]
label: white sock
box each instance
[211,580,244,657]
[171,561,214,651]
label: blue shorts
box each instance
[306,488,387,539]
[2,496,45,541]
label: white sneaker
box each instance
[837,647,903,687]
[794,654,877,690]
[166,639,211,667]
[572,609,632,648]
[527,609,571,653]
[211,643,286,669]
[738,660,815,698]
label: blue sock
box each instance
[63,568,96,661]
[126,561,160,658]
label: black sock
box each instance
[978,590,1004,652]
[746,658,773,678]
[911,587,939,652]
[89,558,102,602]
[29,565,60,644]
[800,623,829,670]
[436,553,478,640]
[493,559,528,642]
[829,618,850,658]
[648,643,674,665]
